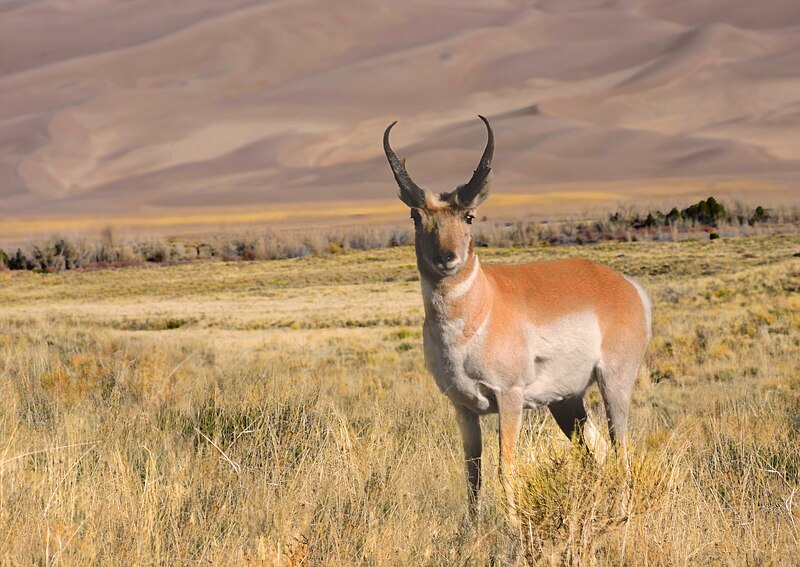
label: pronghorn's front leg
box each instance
[496,388,524,528]
[454,403,482,519]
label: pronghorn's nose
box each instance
[435,251,455,265]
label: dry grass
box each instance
[1,234,798,565]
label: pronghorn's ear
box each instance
[451,115,494,210]
[451,171,491,210]
[383,121,429,209]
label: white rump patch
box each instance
[624,276,652,340]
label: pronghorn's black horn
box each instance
[454,115,494,208]
[383,121,428,208]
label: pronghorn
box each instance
[383,116,652,523]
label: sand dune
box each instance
[1,0,799,233]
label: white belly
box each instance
[521,311,603,407]
[424,310,603,414]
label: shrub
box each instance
[140,239,171,263]
[681,197,727,226]
[751,206,770,224]
[8,249,34,270]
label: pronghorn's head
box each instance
[383,116,494,279]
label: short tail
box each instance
[624,276,652,342]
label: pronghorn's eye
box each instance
[465,214,475,225]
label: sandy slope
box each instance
[0,0,799,233]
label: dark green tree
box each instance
[751,206,769,224]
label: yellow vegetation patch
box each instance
[0,234,798,563]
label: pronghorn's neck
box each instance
[419,245,492,338]
[421,252,476,307]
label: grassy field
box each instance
[1,234,798,565]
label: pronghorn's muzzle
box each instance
[434,250,454,265]
[433,249,460,276]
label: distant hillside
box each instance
[1,0,799,233]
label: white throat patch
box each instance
[448,256,480,300]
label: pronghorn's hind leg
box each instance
[595,361,640,516]
[594,362,637,448]
[548,396,607,464]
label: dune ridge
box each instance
[0,0,799,233]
